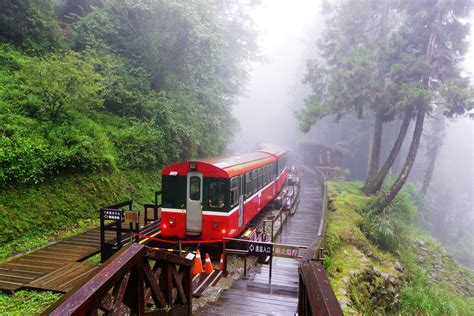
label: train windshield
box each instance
[208,182,225,208]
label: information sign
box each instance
[248,242,273,256]
[273,244,299,258]
[102,209,122,221]
[124,211,139,223]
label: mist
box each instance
[229,0,322,152]
[229,1,474,268]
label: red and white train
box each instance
[160,146,288,241]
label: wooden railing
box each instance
[43,243,193,315]
[298,167,343,316]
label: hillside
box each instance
[324,180,474,314]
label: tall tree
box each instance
[378,0,473,209]
[296,0,401,186]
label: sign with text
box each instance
[248,242,273,256]
[273,244,300,258]
[102,209,122,221]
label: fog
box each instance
[229,0,322,152]
[229,2,474,267]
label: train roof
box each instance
[162,151,278,178]
[257,144,287,157]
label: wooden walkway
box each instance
[0,217,159,293]
[198,170,322,315]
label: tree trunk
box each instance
[362,108,412,194]
[421,110,445,195]
[421,148,438,195]
[380,109,425,208]
[365,0,389,185]
[366,114,383,183]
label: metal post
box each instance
[178,241,182,256]
[223,241,227,275]
[117,213,122,250]
[280,212,283,233]
[100,210,105,262]
[269,256,272,284]
[244,255,247,278]
[271,221,274,242]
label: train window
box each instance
[209,182,225,208]
[263,165,267,184]
[246,172,251,197]
[189,176,200,201]
[258,168,263,189]
[252,170,258,194]
[230,177,239,207]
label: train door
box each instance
[186,172,202,235]
[239,175,244,228]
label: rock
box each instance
[387,284,395,295]
[369,285,375,294]
[342,276,350,284]
[339,298,350,308]
[418,256,425,264]
[349,270,357,276]
[339,288,347,296]
[394,261,404,272]
[418,240,425,247]
[381,272,389,280]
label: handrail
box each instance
[104,200,133,210]
[44,244,145,315]
[44,243,193,315]
[298,166,343,315]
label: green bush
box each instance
[399,269,474,315]
[360,183,418,252]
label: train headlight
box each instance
[168,218,176,227]
[221,229,227,235]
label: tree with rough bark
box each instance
[296,0,405,189]
[298,0,473,207]
[377,0,473,210]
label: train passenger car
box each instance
[160,150,288,241]
[258,145,289,194]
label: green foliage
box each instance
[0,0,64,53]
[0,0,257,185]
[11,50,104,121]
[0,290,61,315]
[326,179,474,315]
[361,182,418,252]
[0,170,160,257]
[399,269,474,315]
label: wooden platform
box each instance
[26,262,98,293]
[198,170,322,315]
[0,218,160,293]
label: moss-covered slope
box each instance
[324,180,474,315]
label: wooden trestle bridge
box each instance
[1,150,344,315]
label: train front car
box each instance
[160,152,277,241]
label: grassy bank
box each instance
[0,169,161,314]
[0,169,160,260]
[324,180,474,315]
